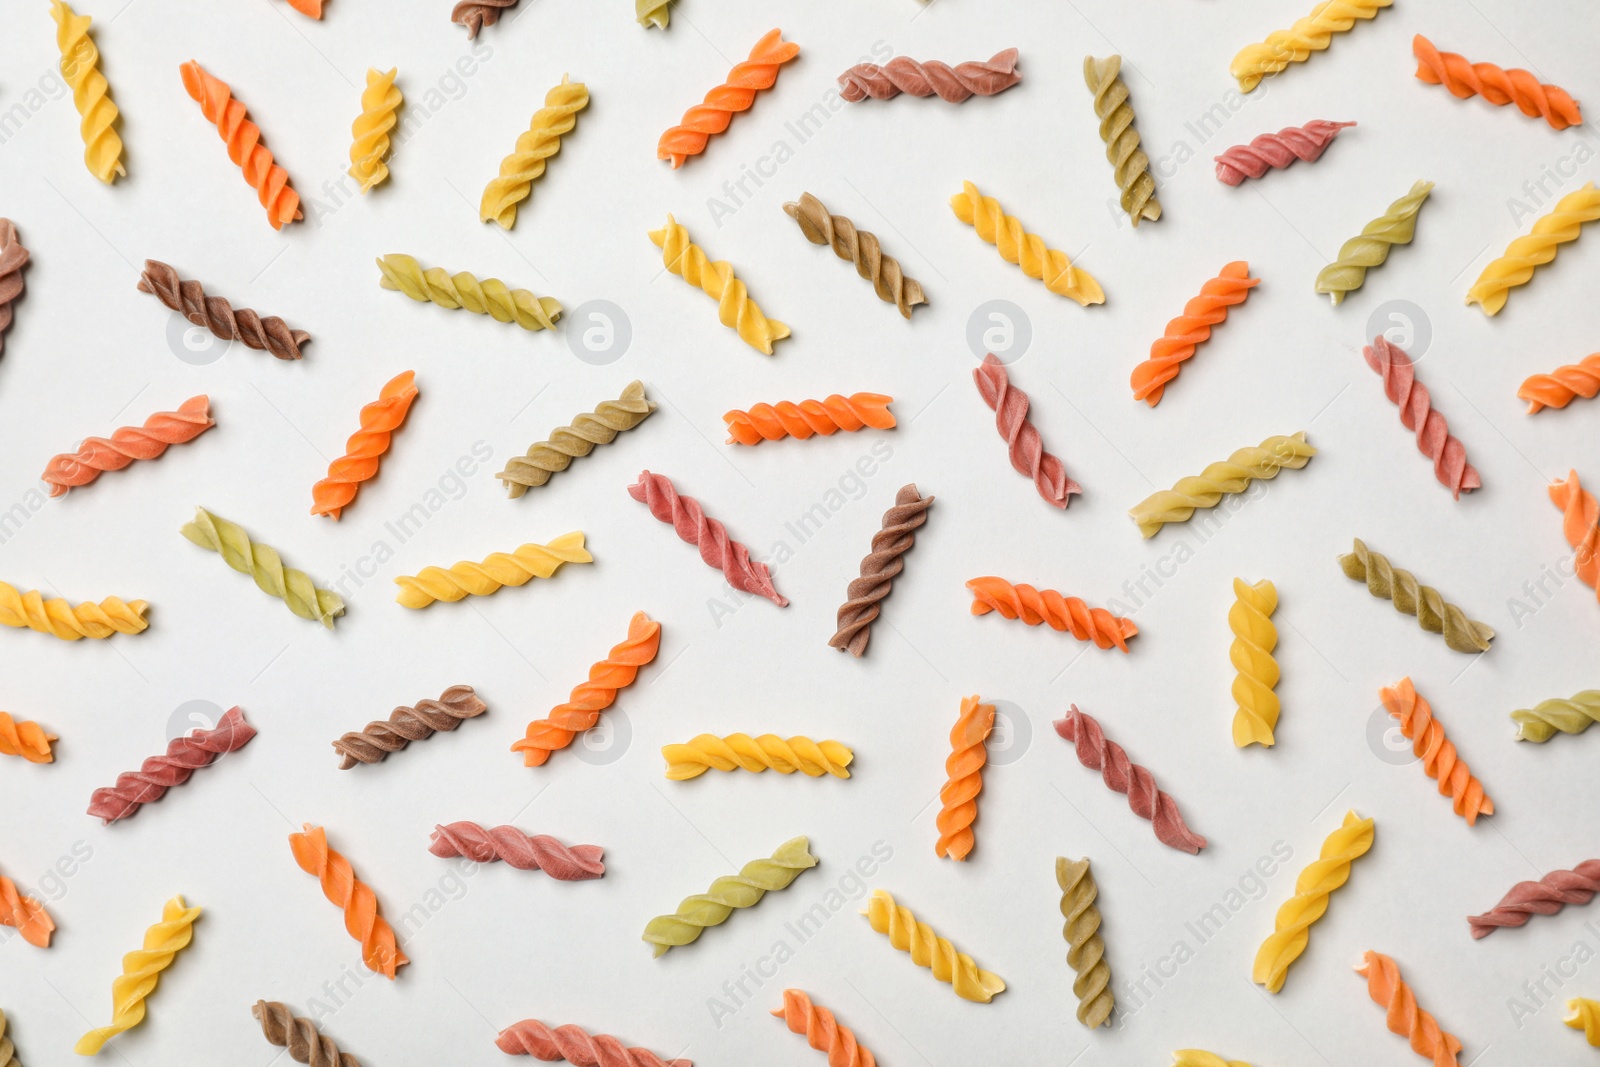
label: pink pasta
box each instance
[973,353,1080,507]
[87,707,256,823]
[627,470,785,606]
[1055,705,1205,853]
[428,823,604,880]
[1363,336,1480,499]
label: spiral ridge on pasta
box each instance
[481,74,589,229]
[973,354,1082,507]
[1084,55,1160,226]
[498,382,655,497]
[0,1008,22,1066]
[861,889,1006,1002]
[657,29,799,167]
[966,577,1137,651]
[42,395,213,497]
[1315,179,1432,304]
[628,471,786,605]
[1566,998,1600,1046]
[1338,538,1493,653]
[1549,470,1600,604]
[427,823,605,880]
[513,611,661,766]
[180,61,301,229]
[636,0,669,30]
[495,1020,688,1066]
[1253,811,1374,993]
[349,67,401,193]
[288,825,407,978]
[934,696,993,862]
[1131,261,1257,405]
[0,868,54,947]
[0,580,148,641]
[830,483,932,657]
[0,712,55,763]
[252,1000,359,1067]
[1055,706,1207,853]
[772,990,874,1067]
[950,182,1104,304]
[51,1,124,183]
[88,706,257,823]
[312,371,418,520]
[1130,432,1315,538]
[1364,336,1480,497]
[1519,352,1600,413]
[724,393,895,445]
[1413,35,1581,130]
[377,253,562,332]
[1468,183,1600,315]
[1380,678,1494,825]
[783,193,926,317]
[642,836,816,956]
[1356,951,1462,1067]
[663,734,853,780]
[1512,689,1600,742]
[650,215,789,353]
[1230,0,1392,92]
[182,508,345,628]
[1468,859,1600,939]
[451,0,517,38]
[1057,857,1114,1028]
[838,49,1021,102]
[1229,578,1280,748]
[395,532,591,608]
[75,896,201,1054]
[0,219,27,357]
[137,260,310,360]
[281,0,323,17]
[332,684,486,768]
[1215,120,1355,185]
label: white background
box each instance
[2,0,1598,1064]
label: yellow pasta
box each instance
[1173,1053,1253,1067]
[481,74,589,229]
[0,579,147,641]
[377,254,563,332]
[636,0,668,28]
[349,67,401,193]
[1467,182,1600,315]
[76,895,201,1054]
[662,734,853,780]
[950,181,1103,305]
[1253,810,1374,993]
[393,532,592,608]
[649,215,790,354]
[1567,997,1600,1046]
[1229,578,1280,748]
[50,0,124,183]
[861,888,1006,1003]
[1230,0,1393,92]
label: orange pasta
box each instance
[1519,352,1600,413]
[282,0,324,16]
[288,824,407,978]
[1413,35,1581,131]
[658,29,799,167]
[1356,950,1463,1067]
[1379,678,1494,825]
[0,868,54,947]
[966,576,1138,652]
[179,61,302,230]
[936,696,994,862]
[512,612,661,767]
[0,712,55,763]
[1130,261,1258,406]
[311,370,418,520]
[1550,470,1600,604]
[724,393,895,445]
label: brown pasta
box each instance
[829,483,933,657]
[252,1000,360,1067]
[136,260,309,361]
[783,192,926,318]
[332,685,486,768]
